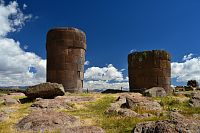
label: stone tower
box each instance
[128,50,171,93]
[46,27,86,93]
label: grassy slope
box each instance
[0,92,200,133]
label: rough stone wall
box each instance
[46,27,86,93]
[128,50,171,93]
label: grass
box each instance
[0,102,31,133]
[154,95,200,116]
[63,94,166,133]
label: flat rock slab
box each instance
[15,110,81,132]
[31,98,73,110]
[62,126,105,133]
[25,82,65,99]
[133,112,200,133]
[55,96,95,103]
[31,96,95,110]
[3,97,19,105]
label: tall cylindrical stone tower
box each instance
[46,27,86,93]
[128,50,171,93]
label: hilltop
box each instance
[0,89,200,133]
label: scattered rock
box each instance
[16,110,81,132]
[30,96,95,110]
[62,126,105,133]
[0,112,9,122]
[31,98,73,110]
[106,93,162,117]
[25,82,65,99]
[117,108,138,117]
[189,92,200,107]
[144,87,166,97]
[126,94,162,111]
[4,97,19,105]
[55,96,95,103]
[133,112,200,133]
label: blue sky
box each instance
[1,0,200,88]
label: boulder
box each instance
[15,110,81,132]
[117,108,138,117]
[106,93,162,117]
[25,82,65,99]
[189,92,200,107]
[62,126,105,133]
[144,87,166,97]
[133,112,200,133]
[126,95,162,112]
[4,97,19,105]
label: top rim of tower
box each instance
[47,27,86,36]
[128,50,171,60]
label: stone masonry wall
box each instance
[46,27,86,93]
[128,50,171,93]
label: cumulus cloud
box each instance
[182,53,194,61]
[84,64,129,90]
[84,64,124,81]
[0,1,32,36]
[0,0,46,86]
[84,60,90,66]
[171,54,200,83]
[23,4,27,10]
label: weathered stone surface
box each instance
[55,96,95,103]
[128,50,171,93]
[31,96,95,110]
[144,87,166,97]
[3,97,19,105]
[15,110,81,132]
[189,92,200,107]
[25,82,65,99]
[106,93,162,117]
[31,98,73,110]
[62,126,105,133]
[126,95,162,111]
[46,27,86,93]
[0,112,9,122]
[117,108,138,117]
[133,112,200,133]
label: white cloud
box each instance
[84,64,129,90]
[84,64,124,81]
[23,4,27,10]
[84,60,90,66]
[171,54,200,83]
[23,44,28,49]
[84,80,129,90]
[0,0,46,86]
[182,53,194,61]
[0,1,31,37]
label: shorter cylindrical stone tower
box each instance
[46,27,86,93]
[128,50,171,93]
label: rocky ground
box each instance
[0,90,200,133]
